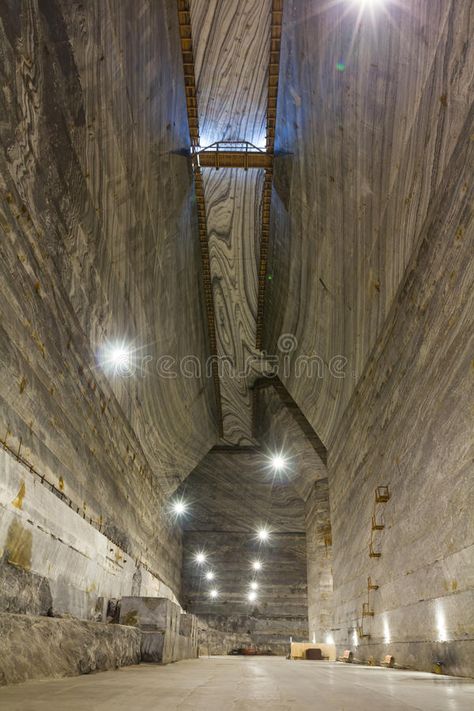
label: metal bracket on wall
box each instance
[367,576,379,591]
[357,625,370,640]
[362,602,375,618]
[375,485,390,503]
[368,483,390,558]
[369,541,382,558]
[371,514,385,531]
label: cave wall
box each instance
[0,451,181,620]
[305,479,333,644]
[328,129,474,676]
[264,0,473,449]
[0,0,217,609]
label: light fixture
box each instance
[252,560,262,571]
[195,552,206,564]
[325,633,335,645]
[205,571,215,581]
[247,591,257,602]
[271,454,287,471]
[257,527,270,542]
[383,616,391,644]
[436,602,448,642]
[171,499,187,516]
[209,589,218,599]
[250,581,258,591]
[353,0,384,7]
[99,340,134,376]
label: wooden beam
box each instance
[176,0,223,436]
[197,150,273,170]
[256,0,283,351]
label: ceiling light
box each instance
[247,591,257,602]
[209,589,218,599]
[252,560,262,571]
[250,581,258,591]
[271,455,287,471]
[195,552,206,564]
[99,341,134,376]
[352,0,384,8]
[205,571,215,581]
[257,527,270,542]
[172,499,187,516]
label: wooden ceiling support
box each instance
[177,0,223,436]
[197,150,273,169]
[256,0,283,352]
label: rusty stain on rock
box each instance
[11,481,26,509]
[6,519,32,570]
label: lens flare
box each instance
[172,499,187,516]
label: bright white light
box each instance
[271,455,287,471]
[383,616,391,644]
[195,552,206,565]
[312,633,316,644]
[205,571,215,581]
[252,560,262,571]
[209,589,218,599]
[436,602,448,642]
[198,134,214,148]
[247,591,257,602]
[172,500,187,516]
[353,0,384,7]
[99,341,134,376]
[325,633,335,645]
[257,527,270,542]
[352,629,359,647]
[249,581,258,591]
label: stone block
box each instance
[140,631,165,663]
[120,596,180,633]
[179,612,198,657]
[120,597,181,664]
[0,613,141,686]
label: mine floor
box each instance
[0,657,473,710]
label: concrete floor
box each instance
[0,658,473,711]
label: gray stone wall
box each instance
[0,452,180,621]
[305,479,334,643]
[328,135,474,677]
[0,0,216,609]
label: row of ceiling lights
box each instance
[171,454,287,517]
[193,550,265,603]
[173,456,285,603]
